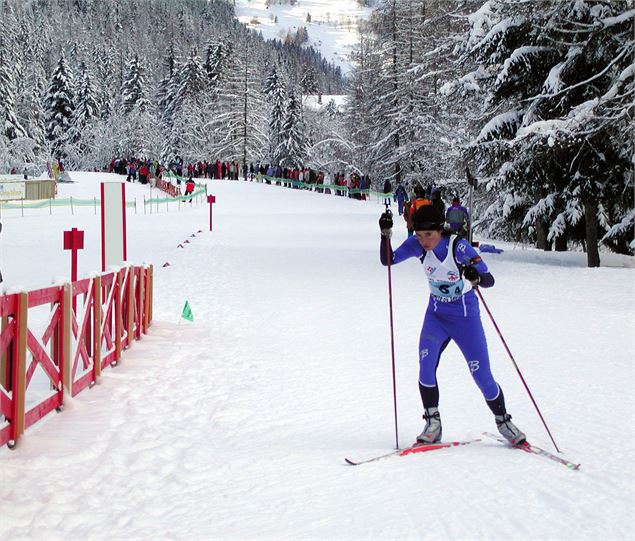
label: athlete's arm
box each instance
[380,235,423,266]
[454,239,494,288]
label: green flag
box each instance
[181,300,194,322]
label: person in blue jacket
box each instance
[445,196,470,236]
[394,183,408,216]
[378,205,525,445]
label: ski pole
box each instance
[475,287,561,453]
[383,206,399,449]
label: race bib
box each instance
[428,278,465,301]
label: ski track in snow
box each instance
[0,173,633,540]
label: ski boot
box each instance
[495,413,526,445]
[417,407,442,444]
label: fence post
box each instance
[93,275,102,379]
[142,268,147,333]
[146,265,153,328]
[61,283,72,395]
[10,292,28,445]
[115,270,122,361]
[126,267,134,348]
[0,314,7,390]
[136,267,144,340]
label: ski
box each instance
[483,432,580,470]
[344,439,480,466]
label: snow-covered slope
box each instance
[236,0,373,74]
[0,173,633,540]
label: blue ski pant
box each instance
[418,309,499,401]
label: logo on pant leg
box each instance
[468,360,480,373]
[419,348,429,360]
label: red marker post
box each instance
[207,195,216,231]
[63,227,85,311]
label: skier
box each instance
[446,196,470,237]
[430,186,445,216]
[378,205,526,445]
[184,177,196,202]
[394,183,408,215]
[382,179,392,207]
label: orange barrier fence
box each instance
[0,264,153,449]
[155,179,181,197]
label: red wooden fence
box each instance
[155,179,181,197]
[0,264,153,449]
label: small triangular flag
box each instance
[177,244,184,248]
[184,240,190,244]
[162,262,171,267]
[190,234,196,237]
[181,301,194,322]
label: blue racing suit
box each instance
[380,233,505,411]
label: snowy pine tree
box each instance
[0,45,27,141]
[346,0,469,187]
[121,54,151,114]
[74,63,99,130]
[345,32,392,184]
[460,0,634,264]
[163,49,207,163]
[206,36,269,164]
[44,54,75,158]
[264,65,287,162]
[24,85,46,149]
[205,39,232,87]
[277,90,307,167]
[92,44,117,120]
[300,65,319,96]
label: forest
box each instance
[0,0,632,263]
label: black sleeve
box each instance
[380,235,394,266]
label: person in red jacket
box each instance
[184,177,196,202]
[138,163,150,184]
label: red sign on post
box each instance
[63,228,85,252]
[64,227,85,312]
[207,195,216,231]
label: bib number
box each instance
[429,279,464,301]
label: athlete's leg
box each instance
[416,313,450,442]
[449,314,499,401]
[450,315,526,443]
[418,312,450,408]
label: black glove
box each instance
[379,211,393,237]
[463,265,480,286]
[379,211,393,229]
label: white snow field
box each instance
[236,0,373,74]
[0,172,634,540]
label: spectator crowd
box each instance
[106,155,470,237]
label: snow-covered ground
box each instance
[304,93,347,112]
[236,0,373,74]
[0,172,634,540]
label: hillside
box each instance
[235,0,374,74]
